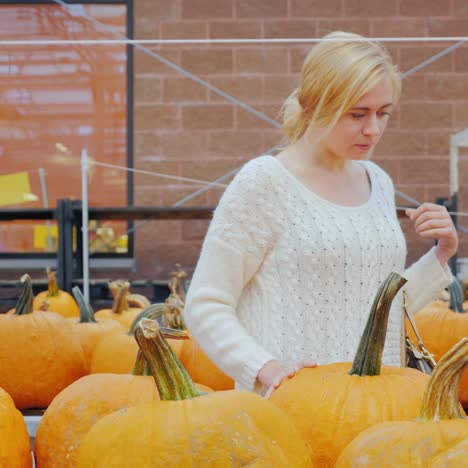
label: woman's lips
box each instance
[355,144,372,150]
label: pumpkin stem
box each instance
[110,281,130,315]
[14,274,34,315]
[127,294,151,309]
[72,286,97,323]
[418,337,468,421]
[131,349,152,376]
[448,278,465,313]
[134,318,200,401]
[46,268,60,297]
[130,303,171,332]
[349,272,407,376]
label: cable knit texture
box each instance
[184,155,452,392]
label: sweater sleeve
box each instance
[379,166,453,315]
[183,158,280,391]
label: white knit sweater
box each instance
[184,155,452,392]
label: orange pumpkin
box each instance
[33,269,79,318]
[269,272,430,467]
[67,286,124,372]
[336,337,468,467]
[76,319,312,467]
[0,275,86,409]
[34,326,211,467]
[94,281,145,329]
[0,386,32,467]
[407,278,468,406]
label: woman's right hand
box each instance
[258,359,317,399]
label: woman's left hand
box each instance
[406,203,459,266]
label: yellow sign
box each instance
[0,171,38,206]
[34,225,58,250]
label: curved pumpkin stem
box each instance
[111,281,130,315]
[130,303,170,332]
[72,286,97,323]
[127,293,151,309]
[134,318,200,401]
[349,272,407,377]
[14,274,34,315]
[46,268,60,297]
[131,349,151,376]
[418,337,468,421]
[449,278,465,314]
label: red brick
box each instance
[263,129,285,149]
[207,186,228,205]
[235,49,289,74]
[134,17,160,40]
[399,0,451,16]
[374,130,426,157]
[134,0,178,19]
[344,0,397,17]
[427,75,468,100]
[135,105,180,130]
[208,76,263,102]
[159,131,210,158]
[316,19,371,37]
[427,18,468,37]
[135,77,162,103]
[454,102,468,127]
[235,0,287,18]
[264,20,317,39]
[263,75,296,102]
[209,130,266,157]
[289,47,309,73]
[290,0,344,17]
[399,102,452,129]
[182,104,234,129]
[426,130,453,156]
[454,0,468,16]
[160,21,207,39]
[454,46,468,72]
[181,0,233,19]
[394,184,429,204]
[160,187,211,206]
[134,131,160,156]
[236,104,281,129]
[400,75,426,100]
[134,48,181,75]
[162,77,208,102]
[371,157,400,181]
[182,219,210,240]
[133,160,181,186]
[370,19,428,39]
[400,46,453,74]
[209,21,262,39]
[180,159,239,181]
[399,158,449,184]
[181,49,233,74]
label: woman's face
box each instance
[319,76,394,162]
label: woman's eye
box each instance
[379,111,390,117]
[351,113,365,119]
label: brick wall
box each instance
[133,0,468,279]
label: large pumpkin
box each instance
[0,275,86,409]
[336,337,468,467]
[76,319,313,467]
[269,272,430,467]
[33,269,79,318]
[34,325,210,467]
[0,387,32,468]
[407,278,468,406]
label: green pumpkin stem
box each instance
[72,286,97,323]
[46,268,60,297]
[419,337,468,421]
[131,349,152,376]
[14,274,34,315]
[134,318,200,401]
[349,272,407,376]
[448,278,465,313]
[111,281,130,315]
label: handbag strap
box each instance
[403,291,437,367]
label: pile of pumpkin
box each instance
[1,270,467,467]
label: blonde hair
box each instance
[281,31,401,143]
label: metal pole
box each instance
[38,168,53,252]
[81,149,90,303]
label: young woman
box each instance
[183,31,458,397]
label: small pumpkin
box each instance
[336,337,468,467]
[269,272,430,467]
[0,275,86,409]
[77,318,312,467]
[0,386,32,467]
[33,269,79,318]
[67,286,124,372]
[408,278,468,406]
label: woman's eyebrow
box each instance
[350,103,393,110]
